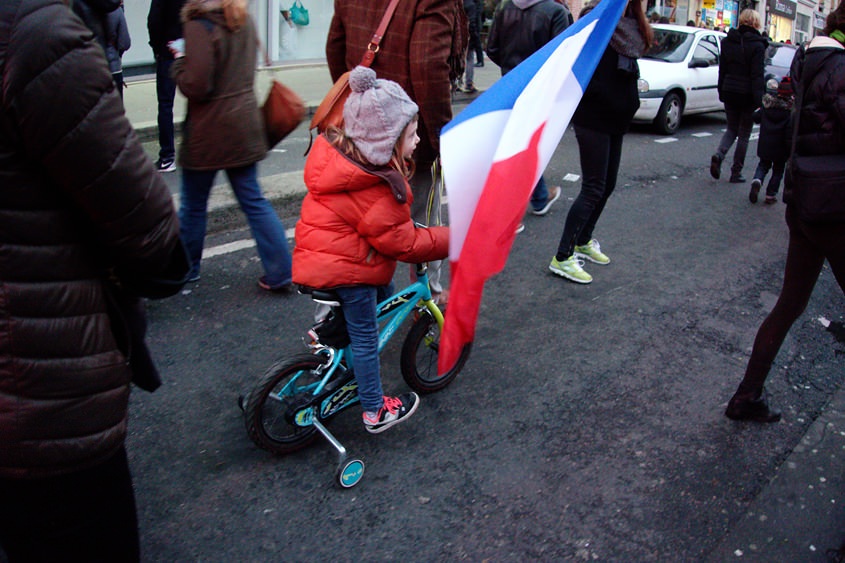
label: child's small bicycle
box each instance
[241,263,471,488]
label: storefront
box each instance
[701,0,738,29]
[766,0,797,41]
[122,0,333,73]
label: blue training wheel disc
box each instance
[337,459,365,488]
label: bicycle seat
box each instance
[298,286,341,307]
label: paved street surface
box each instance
[129,112,844,562]
[3,68,844,563]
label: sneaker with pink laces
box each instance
[362,393,419,434]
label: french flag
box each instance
[437,0,629,375]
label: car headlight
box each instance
[637,78,649,93]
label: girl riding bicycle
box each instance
[292,66,449,434]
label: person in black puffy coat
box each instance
[0,0,188,559]
[724,2,845,423]
[710,9,767,184]
[749,76,794,204]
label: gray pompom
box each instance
[349,66,377,93]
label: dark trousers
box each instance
[753,158,786,196]
[155,57,177,162]
[739,208,845,393]
[555,125,624,260]
[0,446,140,563]
[715,104,754,177]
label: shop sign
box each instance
[768,0,797,19]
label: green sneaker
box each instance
[549,256,592,284]
[574,239,610,265]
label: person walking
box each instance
[172,0,294,291]
[548,0,652,284]
[710,9,767,184]
[0,0,189,560]
[293,66,449,433]
[485,0,571,229]
[326,0,467,305]
[725,3,845,422]
[463,0,483,93]
[148,0,187,172]
[749,76,794,204]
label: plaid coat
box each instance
[327,0,467,164]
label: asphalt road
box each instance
[61,114,845,561]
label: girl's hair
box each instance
[222,0,247,31]
[626,0,654,46]
[738,8,761,29]
[824,0,845,35]
[327,115,419,179]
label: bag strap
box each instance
[359,0,403,67]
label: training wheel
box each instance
[336,458,365,488]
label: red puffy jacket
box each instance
[293,135,449,289]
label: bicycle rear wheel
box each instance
[243,353,327,454]
[400,310,471,393]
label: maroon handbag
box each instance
[262,79,305,148]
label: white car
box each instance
[634,24,727,134]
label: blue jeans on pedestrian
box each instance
[336,284,393,413]
[555,125,624,260]
[156,57,176,162]
[530,176,550,212]
[179,164,292,286]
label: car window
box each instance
[766,44,797,66]
[693,35,719,66]
[643,29,695,63]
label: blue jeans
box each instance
[336,284,392,413]
[556,125,624,260]
[179,164,292,286]
[530,176,550,212]
[156,57,176,162]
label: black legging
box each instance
[740,208,845,391]
[555,125,624,260]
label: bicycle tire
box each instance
[400,310,471,393]
[243,353,326,455]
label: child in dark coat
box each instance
[750,76,794,204]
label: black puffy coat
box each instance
[0,0,185,478]
[756,93,792,162]
[789,37,845,157]
[486,0,571,75]
[718,25,767,109]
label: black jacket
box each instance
[718,25,767,109]
[148,0,186,60]
[486,0,571,75]
[572,43,641,135]
[789,38,845,157]
[0,0,186,478]
[756,93,792,162]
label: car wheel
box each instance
[654,92,682,135]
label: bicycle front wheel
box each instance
[243,353,327,455]
[400,310,471,393]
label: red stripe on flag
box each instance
[438,124,546,375]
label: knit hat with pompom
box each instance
[343,66,418,166]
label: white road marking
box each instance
[202,228,295,259]
[655,137,678,143]
[563,173,580,182]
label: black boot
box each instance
[725,388,781,423]
[710,154,722,179]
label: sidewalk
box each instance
[124,60,499,211]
